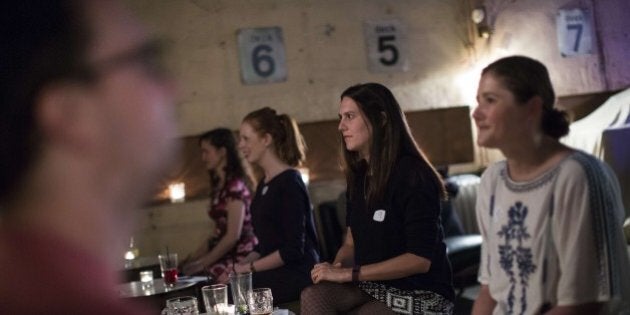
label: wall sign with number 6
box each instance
[237,27,287,85]
[364,19,409,73]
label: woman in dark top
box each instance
[302,83,454,314]
[228,107,320,304]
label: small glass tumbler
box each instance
[165,296,199,315]
[228,272,252,315]
[247,288,273,315]
[158,253,178,287]
[202,284,228,315]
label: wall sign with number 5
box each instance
[363,19,409,73]
[237,27,287,85]
[556,8,594,57]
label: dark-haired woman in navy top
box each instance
[301,83,454,314]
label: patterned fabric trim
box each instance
[571,151,618,297]
[499,160,561,193]
[358,281,453,315]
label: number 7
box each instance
[567,23,583,52]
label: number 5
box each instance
[378,35,399,66]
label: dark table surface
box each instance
[118,278,198,298]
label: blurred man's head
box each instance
[0,0,177,208]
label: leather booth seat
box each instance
[444,234,482,296]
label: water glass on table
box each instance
[202,284,229,315]
[158,253,178,287]
[228,272,252,315]
[139,270,154,290]
[164,296,199,315]
[247,288,273,315]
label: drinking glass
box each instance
[158,253,178,287]
[202,284,228,315]
[140,270,154,290]
[247,288,273,315]
[228,272,252,315]
[165,296,199,315]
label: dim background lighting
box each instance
[298,167,310,186]
[169,182,186,203]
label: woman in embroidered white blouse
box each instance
[471,56,630,315]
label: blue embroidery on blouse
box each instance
[497,201,537,315]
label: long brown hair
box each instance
[340,83,446,207]
[242,107,307,167]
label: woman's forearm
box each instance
[333,244,354,267]
[198,235,238,267]
[472,285,496,315]
[250,250,284,272]
[188,238,210,261]
[355,253,431,282]
[333,228,355,267]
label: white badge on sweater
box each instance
[373,209,386,222]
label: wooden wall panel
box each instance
[300,121,343,182]
[405,106,474,167]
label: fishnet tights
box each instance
[300,282,395,315]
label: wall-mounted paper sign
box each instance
[237,27,287,85]
[556,8,594,57]
[363,19,409,73]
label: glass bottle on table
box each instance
[124,237,140,260]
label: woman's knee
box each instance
[300,284,321,302]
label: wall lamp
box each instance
[168,182,186,203]
[472,6,492,39]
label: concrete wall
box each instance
[124,0,630,138]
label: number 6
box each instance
[252,44,275,77]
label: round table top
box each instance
[118,278,197,298]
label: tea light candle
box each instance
[140,270,154,290]
[140,270,154,283]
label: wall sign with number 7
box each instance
[237,27,287,85]
[556,8,594,57]
[364,19,409,73]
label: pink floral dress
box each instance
[205,178,257,279]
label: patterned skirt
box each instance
[358,281,453,315]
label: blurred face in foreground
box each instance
[83,0,178,197]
